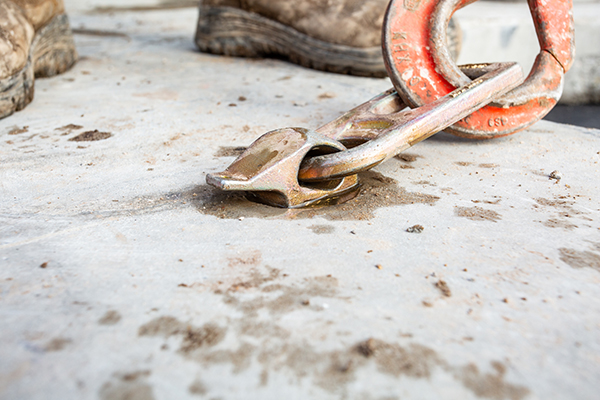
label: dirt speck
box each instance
[40,262,48,269]
[471,199,501,205]
[188,379,207,396]
[318,92,336,99]
[69,130,112,142]
[549,170,562,181]
[478,163,499,168]
[138,316,186,337]
[8,126,29,135]
[214,146,248,158]
[413,180,436,186]
[455,161,471,166]
[238,96,247,102]
[228,266,280,292]
[559,248,600,272]
[308,224,335,234]
[136,266,528,397]
[535,197,581,214]
[407,224,424,233]
[98,310,122,325]
[44,337,71,352]
[435,280,452,297]
[99,376,155,400]
[118,371,151,382]
[455,206,501,222]
[396,153,420,163]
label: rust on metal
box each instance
[383,0,575,139]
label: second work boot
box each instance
[195,0,461,77]
[1,0,77,119]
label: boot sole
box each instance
[195,6,387,78]
[0,13,78,120]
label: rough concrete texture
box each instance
[1,3,600,400]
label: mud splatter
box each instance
[214,146,247,158]
[138,316,226,355]
[227,250,262,268]
[457,362,530,400]
[471,199,501,205]
[406,224,424,233]
[396,153,420,163]
[308,224,335,234]
[98,310,122,325]
[543,219,577,230]
[223,274,339,316]
[99,370,155,400]
[118,371,151,381]
[55,124,83,135]
[479,163,499,168]
[455,206,501,222]
[559,248,600,272]
[318,92,336,100]
[69,130,112,142]
[188,379,207,396]
[435,280,452,297]
[413,180,436,186]
[534,197,588,229]
[8,126,28,135]
[191,171,439,221]
[137,267,529,398]
[44,337,71,352]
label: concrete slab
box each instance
[1,4,600,400]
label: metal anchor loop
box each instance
[207,62,524,208]
[206,127,359,209]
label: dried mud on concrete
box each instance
[191,171,440,221]
[131,265,530,400]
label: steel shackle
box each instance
[383,0,575,139]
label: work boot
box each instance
[195,0,461,77]
[0,0,77,119]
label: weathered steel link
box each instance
[383,0,575,139]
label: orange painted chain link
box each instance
[383,0,575,139]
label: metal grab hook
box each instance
[207,62,523,208]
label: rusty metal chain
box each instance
[206,0,574,208]
[383,0,575,139]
